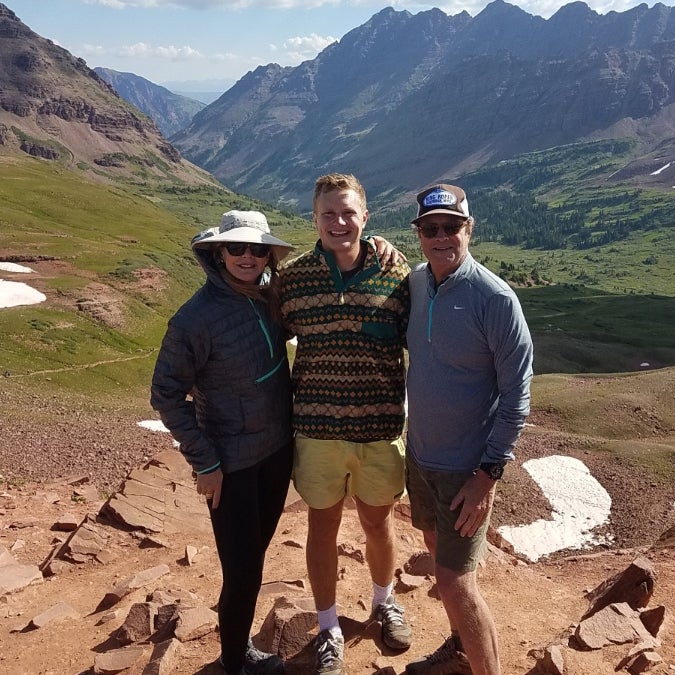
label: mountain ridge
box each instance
[170,1,675,211]
[0,3,215,189]
[94,67,206,138]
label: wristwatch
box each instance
[478,461,506,480]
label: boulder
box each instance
[93,645,145,674]
[258,596,319,660]
[96,564,170,611]
[28,601,79,629]
[575,602,660,650]
[101,450,211,535]
[117,602,157,644]
[173,606,218,642]
[582,557,656,619]
[0,545,42,595]
[142,638,180,675]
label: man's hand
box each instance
[450,471,496,537]
[371,235,407,267]
[196,468,223,509]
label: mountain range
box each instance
[4,0,675,218]
[166,0,675,212]
[1,0,673,665]
[0,3,215,190]
[94,68,205,139]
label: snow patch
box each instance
[498,455,612,562]
[650,162,671,175]
[0,280,46,308]
[0,262,34,273]
[138,420,179,447]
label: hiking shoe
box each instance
[219,639,284,675]
[372,594,412,650]
[245,639,284,675]
[405,636,471,675]
[315,628,346,675]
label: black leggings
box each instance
[209,443,293,673]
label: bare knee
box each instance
[354,498,393,540]
[308,502,343,544]
[435,565,480,607]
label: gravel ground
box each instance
[0,385,171,493]
[2,385,673,553]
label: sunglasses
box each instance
[416,221,466,238]
[223,242,271,258]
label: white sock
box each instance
[372,581,394,610]
[317,605,341,634]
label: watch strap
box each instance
[478,461,506,480]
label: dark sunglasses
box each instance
[223,242,271,258]
[416,221,466,238]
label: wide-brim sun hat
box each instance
[191,210,295,260]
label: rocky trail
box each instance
[1,400,674,675]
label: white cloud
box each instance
[80,41,206,62]
[155,44,204,59]
[284,33,337,52]
[86,33,337,73]
[80,43,107,56]
[82,0,347,8]
[80,0,666,18]
[119,42,204,60]
[271,32,337,62]
[212,51,248,62]
[76,38,264,81]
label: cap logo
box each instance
[423,189,457,208]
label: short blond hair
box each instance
[313,173,366,212]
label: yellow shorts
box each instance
[293,434,406,510]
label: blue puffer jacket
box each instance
[150,245,293,475]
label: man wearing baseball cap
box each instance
[404,185,533,675]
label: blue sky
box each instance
[10,0,655,94]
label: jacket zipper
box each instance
[248,298,284,384]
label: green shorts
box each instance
[406,452,489,572]
[293,434,406,510]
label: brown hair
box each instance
[213,247,283,323]
[313,173,367,212]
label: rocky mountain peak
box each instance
[0,2,212,186]
[94,67,205,138]
[169,2,675,210]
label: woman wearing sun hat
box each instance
[151,210,295,675]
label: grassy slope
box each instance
[376,232,675,373]
[1,161,196,385]
[531,368,675,479]
[0,156,672,485]
[0,158,314,406]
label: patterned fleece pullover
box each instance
[279,238,410,442]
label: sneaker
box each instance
[245,640,284,675]
[315,628,346,675]
[219,639,284,675]
[405,636,471,675]
[372,594,412,651]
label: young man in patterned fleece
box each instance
[279,173,412,675]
